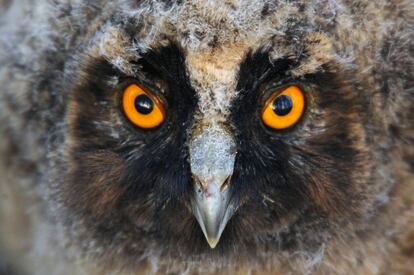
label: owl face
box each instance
[52,0,394,268]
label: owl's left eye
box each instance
[122,84,166,129]
[261,85,305,130]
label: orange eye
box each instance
[122,84,166,129]
[261,85,305,130]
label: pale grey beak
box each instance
[189,126,237,248]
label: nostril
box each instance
[220,175,232,192]
[192,173,233,193]
[192,174,208,191]
[228,146,237,155]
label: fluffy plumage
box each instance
[0,0,413,274]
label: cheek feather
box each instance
[65,151,127,219]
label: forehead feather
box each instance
[97,0,339,126]
[93,0,401,126]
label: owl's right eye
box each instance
[122,84,166,129]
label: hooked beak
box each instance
[189,127,237,248]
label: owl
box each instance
[0,0,413,274]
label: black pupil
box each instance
[134,94,154,115]
[272,95,293,116]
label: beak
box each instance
[189,126,237,248]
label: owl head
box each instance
[39,0,413,271]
